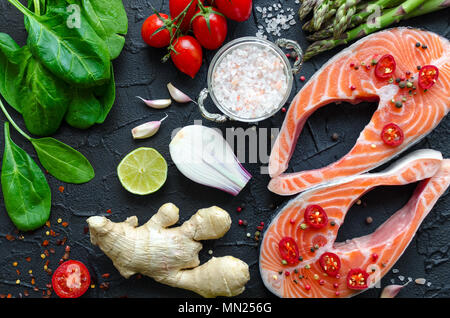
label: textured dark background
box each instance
[0,0,449,298]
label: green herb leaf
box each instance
[31,137,95,184]
[81,0,128,60]
[1,123,51,231]
[0,33,32,113]
[16,0,112,86]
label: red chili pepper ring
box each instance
[319,252,341,277]
[381,123,404,147]
[418,65,439,90]
[279,237,300,266]
[304,205,328,229]
[375,54,396,79]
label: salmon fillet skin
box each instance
[268,28,450,196]
[260,150,450,298]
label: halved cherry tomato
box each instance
[278,237,300,265]
[52,260,91,298]
[346,268,369,290]
[381,123,404,147]
[304,205,328,229]
[214,0,252,22]
[375,54,396,79]
[141,14,176,48]
[170,35,203,78]
[319,252,341,277]
[418,65,439,90]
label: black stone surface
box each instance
[0,1,448,298]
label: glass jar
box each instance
[198,36,303,123]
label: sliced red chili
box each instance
[381,123,404,147]
[319,252,341,277]
[304,205,328,229]
[279,237,300,265]
[375,54,396,79]
[418,65,439,90]
[347,268,369,290]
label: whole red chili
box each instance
[375,54,396,79]
[304,205,328,229]
[278,237,300,266]
[346,268,369,290]
[381,123,404,147]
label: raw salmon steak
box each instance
[260,149,450,298]
[269,28,450,195]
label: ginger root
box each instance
[87,203,250,298]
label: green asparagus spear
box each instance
[312,0,331,30]
[333,1,358,37]
[304,0,428,60]
[404,0,450,19]
[299,0,318,20]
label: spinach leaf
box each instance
[1,123,51,231]
[10,0,111,87]
[65,87,102,129]
[0,33,32,113]
[65,63,116,128]
[81,0,128,60]
[31,137,95,184]
[20,55,71,136]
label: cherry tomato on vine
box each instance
[381,123,404,147]
[418,65,439,90]
[52,260,91,298]
[346,268,369,290]
[170,0,203,31]
[278,237,300,265]
[171,35,203,78]
[319,252,341,277]
[192,6,227,50]
[141,13,175,48]
[375,54,396,79]
[214,0,252,22]
[304,204,328,229]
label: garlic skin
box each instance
[380,283,408,298]
[167,83,193,103]
[136,96,172,109]
[169,125,251,196]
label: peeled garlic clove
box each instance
[167,83,193,103]
[169,125,251,196]
[380,283,408,298]
[136,96,171,109]
[132,115,168,140]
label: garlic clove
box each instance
[132,115,168,140]
[136,96,172,109]
[167,83,193,104]
[380,282,409,298]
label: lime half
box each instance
[117,147,167,195]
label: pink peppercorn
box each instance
[335,291,340,296]
[305,284,311,291]
[286,53,291,58]
[290,218,296,224]
[238,219,243,226]
[350,85,356,90]
[300,76,306,81]
[319,280,325,285]
[260,222,264,226]
[350,63,355,68]
[372,253,379,262]
[333,283,339,289]
[285,271,290,277]
[236,207,242,212]
[281,107,287,113]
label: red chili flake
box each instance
[58,186,64,193]
[300,76,306,81]
[101,273,111,279]
[285,53,291,58]
[99,282,110,290]
[61,222,69,228]
[83,226,89,234]
[236,207,242,212]
[256,225,264,231]
[305,284,311,291]
[65,245,71,253]
[49,230,56,237]
[106,209,112,214]
[25,257,31,262]
[5,234,15,241]
[45,221,51,228]
[42,240,49,247]
[371,253,379,262]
